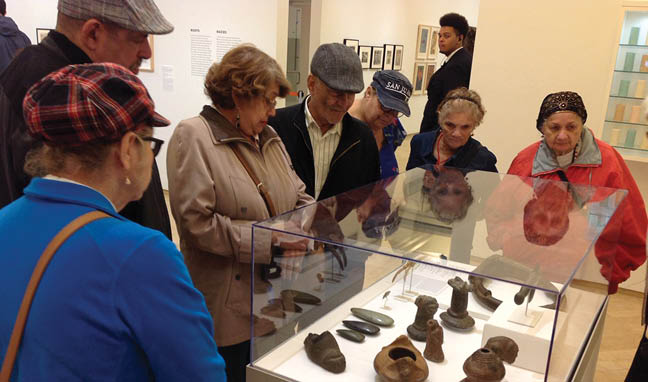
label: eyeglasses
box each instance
[378,101,402,118]
[136,135,165,157]
[263,96,277,110]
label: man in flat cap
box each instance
[0,0,174,238]
[269,42,380,201]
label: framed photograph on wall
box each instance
[344,38,360,54]
[413,62,426,95]
[416,24,431,60]
[383,44,394,70]
[428,27,440,59]
[36,28,53,44]
[139,35,154,72]
[424,63,436,92]
[371,46,384,69]
[359,45,372,69]
[393,45,404,70]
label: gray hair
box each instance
[437,87,486,127]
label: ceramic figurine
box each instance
[468,275,502,311]
[374,335,429,382]
[423,319,444,363]
[485,336,519,364]
[304,331,346,373]
[407,295,438,341]
[462,348,505,382]
[440,277,475,330]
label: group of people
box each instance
[0,2,646,382]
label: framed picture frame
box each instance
[416,24,431,60]
[424,63,437,92]
[344,39,360,54]
[139,35,155,72]
[36,28,53,44]
[371,46,384,69]
[359,45,372,69]
[413,62,426,95]
[383,44,394,70]
[428,27,440,59]
[393,45,404,70]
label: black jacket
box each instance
[420,47,473,133]
[0,31,172,239]
[268,100,380,201]
[0,16,31,74]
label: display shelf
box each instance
[604,120,648,126]
[609,95,645,100]
[249,168,626,382]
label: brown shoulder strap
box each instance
[0,210,110,381]
[230,144,278,217]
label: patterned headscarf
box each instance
[536,91,587,132]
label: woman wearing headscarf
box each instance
[166,45,314,381]
[508,91,647,293]
[406,87,497,172]
[0,63,226,381]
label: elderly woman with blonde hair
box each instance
[407,87,497,172]
[166,44,314,381]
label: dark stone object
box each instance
[281,289,322,305]
[260,302,286,318]
[462,347,505,382]
[304,331,346,373]
[440,277,475,330]
[343,320,380,335]
[485,336,519,364]
[336,329,365,343]
[423,319,444,363]
[269,298,303,313]
[373,335,429,382]
[468,275,502,311]
[351,307,394,327]
[407,295,438,341]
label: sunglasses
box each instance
[136,135,165,157]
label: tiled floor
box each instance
[164,133,646,381]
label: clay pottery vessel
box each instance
[374,335,429,382]
[423,319,444,363]
[304,331,346,373]
[440,277,475,330]
[462,348,505,382]
[407,295,438,341]
[485,336,519,364]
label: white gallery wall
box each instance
[8,0,281,189]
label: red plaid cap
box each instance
[23,63,170,147]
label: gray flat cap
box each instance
[58,0,174,35]
[311,43,364,93]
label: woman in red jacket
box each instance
[507,91,647,293]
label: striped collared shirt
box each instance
[305,97,342,200]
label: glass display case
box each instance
[602,7,648,161]
[248,167,626,382]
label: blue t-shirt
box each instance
[379,118,407,178]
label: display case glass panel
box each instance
[602,8,648,160]
[250,168,625,382]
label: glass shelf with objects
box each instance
[248,168,626,382]
[602,9,648,159]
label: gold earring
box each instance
[125,177,131,185]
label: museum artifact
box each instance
[374,335,429,382]
[343,320,380,335]
[281,289,322,305]
[440,277,475,330]
[314,273,325,291]
[351,307,394,327]
[423,319,444,363]
[407,295,439,341]
[468,275,502,311]
[260,301,286,318]
[392,262,418,301]
[382,291,392,310]
[336,329,365,343]
[304,331,346,373]
[462,347,506,382]
[269,298,302,313]
[485,336,519,364]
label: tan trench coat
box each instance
[167,105,314,346]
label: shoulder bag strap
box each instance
[0,210,110,381]
[230,144,278,217]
